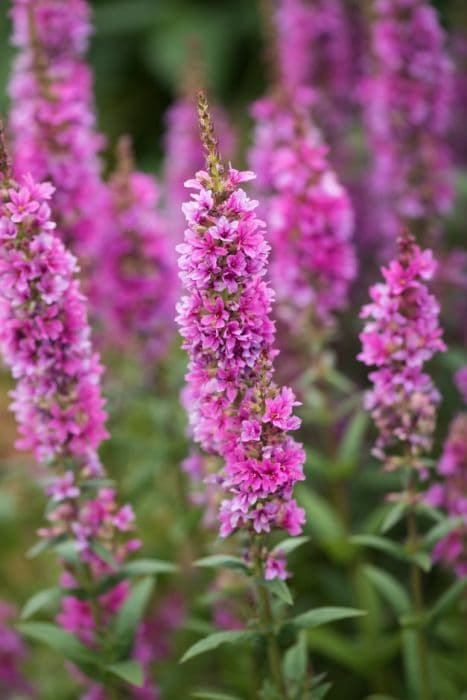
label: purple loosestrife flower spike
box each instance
[250,94,356,339]
[95,136,177,368]
[8,0,110,266]
[176,92,306,578]
[360,0,454,250]
[0,149,155,693]
[426,414,467,578]
[358,230,446,466]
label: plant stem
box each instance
[406,506,432,700]
[255,579,289,699]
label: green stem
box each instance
[406,506,432,700]
[255,579,289,698]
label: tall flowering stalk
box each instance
[361,0,453,251]
[274,0,354,148]
[250,94,356,346]
[0,132,155,696]
[8,0,109,265]
[426,372,467,578]
[176,92,306,696]
[96,137,177,370]
[359,230,446,700]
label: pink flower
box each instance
[265,551,289,581]
[359,231,445,460]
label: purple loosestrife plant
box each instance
[0,134,157,696]
[8,0,110,266]
[359,230,446,700]
[177,94,306,567]
[96,137,177,370]
[361,0,454,252]
[176,92,308,698]
[250,93,356,345]
[359,231,446,467]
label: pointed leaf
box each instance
[351,535,407,561]
[106,660,144,687]
[123,558,178,576]
[193,555,248,573]
[18,622,98,668]
[423,517,463,549]
[293,606,365,630]
[21,588,62,620]
[380,503,406,534]
[337,411,369,467]
[297,488,346,541]
[112,577,154,660]
[181,630,257,663]
[272,536,310,556]
[363,565,410,616]
[265,578,293,606]
[283,631,307,681]
[428,578,467,626]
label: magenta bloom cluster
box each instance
[361,0,453,246]
[359,232,446,461]
[98,158,177,366]
[275,0,353,139]
[163,97,234,241]
[250,95,356,333]
[176,164,306,572]
[9,0,109,262]
[0,172,142,666]
[426,414,467,577]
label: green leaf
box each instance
[181,631,257,663]
[112,577,154,660]
[380,502,406,534]
[265,578,293,606]
[336,411,369,468]
[409,551,432,572]
[293,606,365,630]
[362,565,410,616]
[53,540,80,565]
[106,660,144,687]
[272,536,310,555]
[423,517,463,549]
[351,535,407,561]
[123,558,178,576]
[283,631,307,681]
[18,622,98,668]
[191,692,242,700]
[91,540,119,568]
[21,588,62,620]
[297,487,346,541]
[311,682,332,700]
[193,555,248,573]
[428,578,467,626]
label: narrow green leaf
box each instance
[91,540,119,568]
[106,660,144,687]
[283,631,307,681]
[311,682,332,700]
[54,540,80,565]
[272,536,310,555]
[337,411,369,466]
[21,588,62,620]
[112,577,154,660]
[428,578,467,626]
[293,606,365,630]
[18,622,98,668]
[423,517,463,549]
[265,578,293,606]
[380,503,406,534]
[351,535,407,561]
[123,558,178,576]
[181,631,257,663]
[193,555,248,573]
[297,488,346,541]
[409,551,432,572]
[363,565,410,616]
